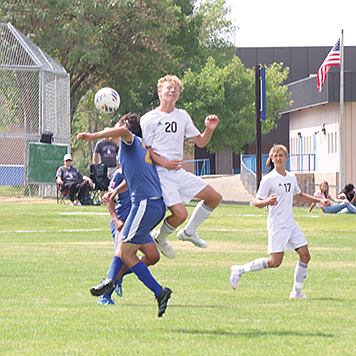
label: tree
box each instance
[179,57,291,154]
[0,0,236,122]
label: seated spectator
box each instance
[337,183,356,213]
[308,181,356,214]
[56,154,93,206]
[93,129,119,179]
[338,183,356,205]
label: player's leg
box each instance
[290,244,310,299]
[178,185,222,246]
[153,203,188,259]
[230,253,283,290]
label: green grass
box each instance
[0,202,355,356]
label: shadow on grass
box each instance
[173,328,335,338]
[122,303,232,310]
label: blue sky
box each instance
[228,0,356,47]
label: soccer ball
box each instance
[94,87,120,114]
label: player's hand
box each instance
[205,115,219,131]
[166,160,185,170]
[115,220,124,232]
[77,132,93,141]
[267,194,278,206]
[103,191,114,202]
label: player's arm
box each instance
[77,126,132,143]
[295,192,330,206]
[103,180,128,202]
[147,147,184,170]
[254,194,278,209]
[192,115,219,148]
[105,195,124,231]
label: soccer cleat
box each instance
[90,278,114,297]
[229,265,244,290]
[177,229,207,248]
[97,295,115,305]
[289,292,307,299]
[114,278,123,297]
[69,202,75,206]
[76,201,81,206]
[152,230,176,259]
[156,287,172,317]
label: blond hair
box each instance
[269,144,288,158]
[157,75,183,91]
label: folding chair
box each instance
[57,184,71,204]
[89,163,111,205]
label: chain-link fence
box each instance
[0,23,70,198]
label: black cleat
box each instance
[156,287,172,317]
[90,278,114,297]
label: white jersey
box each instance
[256,169,301,232]
[140,107,200,170]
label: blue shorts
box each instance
[121,198,165,245]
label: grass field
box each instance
[0,201,355,356]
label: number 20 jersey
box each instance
[256,170,301,230]
[140,107,200,166]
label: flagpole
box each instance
[339,29,345,192]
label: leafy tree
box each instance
[179,57,291,154]
[0,0,236,122]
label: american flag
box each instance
[317,38,341,92]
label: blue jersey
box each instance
[118,135,162,203]
[109,168,131,221]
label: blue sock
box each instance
[106,255,124,280]
[122,268,133,278]
[102,288,115,299]
[131,261,162,297]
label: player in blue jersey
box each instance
[97,167,160,305]
[77,113,172,317]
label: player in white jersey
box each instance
[229,144,330,299]
[140,75,222,259]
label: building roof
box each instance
[282,71,356,114]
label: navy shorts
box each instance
[121,198,165,245]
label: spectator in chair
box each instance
[56,154,93,206]
[93,128,119,179]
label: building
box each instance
[208,46,356,188]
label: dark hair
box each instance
[117,113,142,138]
[340,183,355,201]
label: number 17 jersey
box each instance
[256,170,301,230]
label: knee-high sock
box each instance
[242,257,269,273]
[155,219,176,243]
[292,261,308,295]
[106,255,125,280]
[131,261,162,297]
[184,201,213,236]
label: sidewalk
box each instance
[202,174,254,205]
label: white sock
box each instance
[155,219,176,243]
[184,201,213,236]
[292,261,308,295]
[242,257,268,273]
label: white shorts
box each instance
[157,169,208,207]
[267,222,307,254]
